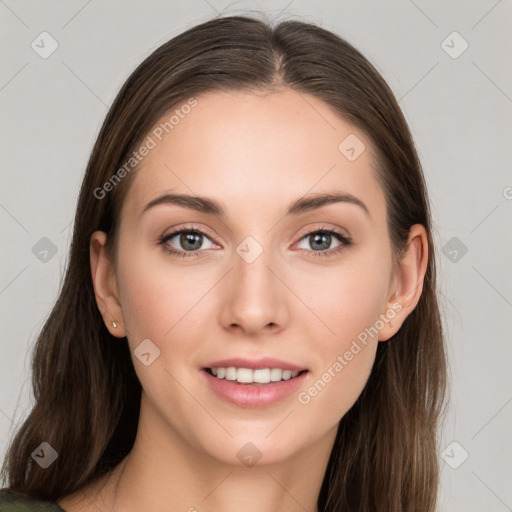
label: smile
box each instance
[205,367,304,384]
[202,368,309,408]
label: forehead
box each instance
[121,87,385,224]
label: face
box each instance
[108,87,398,467]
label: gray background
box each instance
[1,1,511,510]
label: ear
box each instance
[90,230,126,338]
[378,224,429,341]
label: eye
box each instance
[158,227,216,258]
[158,225,352,259]
[295,226,352,258]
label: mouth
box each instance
[203,367,309,385]
[201,365,309,408]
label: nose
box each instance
[219,239,289,337]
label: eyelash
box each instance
[158,224,352,259]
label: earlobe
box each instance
[89,230,126,338]
[378,224,428,342]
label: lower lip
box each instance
[202,369,308,408]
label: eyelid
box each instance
[294,223,351,241]
[160,223,222,245]
[158,222,352,260]
[291,225,352,256]
[160,223,350,247]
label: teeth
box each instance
[254,369,270,383]
[270,368,282,382]
[226,367,237,381]
[208,367,301,384]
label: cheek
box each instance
[116,244,217,353]
[295,251,389,419]
[115,242,174,342]
[297,283,382,427]
[115,253,213,409]
[298,247,391,346]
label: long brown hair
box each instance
[1,14,448,511]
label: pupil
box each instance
[311,233,330,250]
[181,232,201,251]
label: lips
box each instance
[201,356,310,407]
[202,367,308,408]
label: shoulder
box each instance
[0,489,66,511]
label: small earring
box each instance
[112,321,117,329]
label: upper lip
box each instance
[203,357,308,372]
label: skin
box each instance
[58,87,428,512]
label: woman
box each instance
[0,13,448,512]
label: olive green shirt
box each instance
[0,489,66,511]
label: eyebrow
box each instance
[140,190,370,218]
